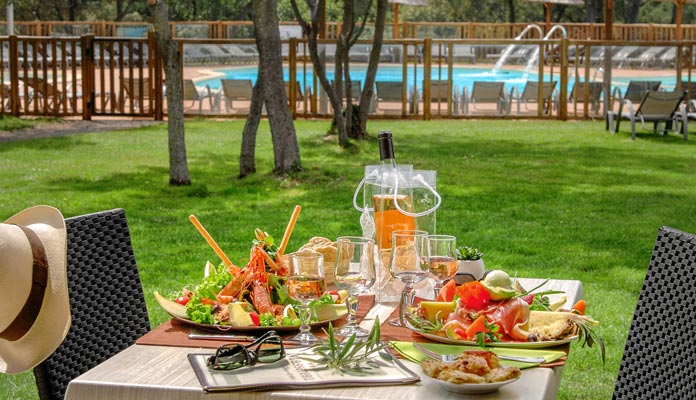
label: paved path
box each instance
[0,119,164,142]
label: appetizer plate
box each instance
[171,315,342,333]
[413,329,578,349]
[421,374,519,394]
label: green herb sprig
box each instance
[299,318,388,373]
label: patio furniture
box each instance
[64,278,582,400]
[220,79,253,113]
[568,81,604,115]
[349,44,371,63]
[285,80,313,109]
[462,81,508,114]
[452,44,476,63]
[33,208,151,400]
[613,227,696,399]
[182,79,215,113]
[606,90,685,140]
[373,81,414,114]
[610,80,662,110]
[119,77,150,113]
[625,46,667,68]
[510,81,558,114]
[610,45,640,68]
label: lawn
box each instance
[1,118,694,399]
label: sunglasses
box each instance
[207,330,286,371]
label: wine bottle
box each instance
[373,131,415,250]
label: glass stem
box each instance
[345,295,359,327]
[399,284,415,327]
[299,305,311,334]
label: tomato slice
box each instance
[436,279,457,302]
[248,312,260,326]
[455,281,491,310]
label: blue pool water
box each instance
[198,65,677,94]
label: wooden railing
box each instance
[2,33,695,121]
[3,20,696,41]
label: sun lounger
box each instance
[220,79,253,113]
[606,90,685,140]
[373,81,414,114]
[182,79,215,113]
[568,81,604,115]
[462,81,508,114]
[610,80,661,110]
[510,81,557,114]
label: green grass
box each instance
[1,119,695,399]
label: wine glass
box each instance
[428,235,458,299]
[334,236,376,338]
[287,252,325,345]
[388,230,430,327]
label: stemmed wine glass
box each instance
[388,230,430,327]
[287,252,326,345]
[428,235,458,299]
[334,236,376,338]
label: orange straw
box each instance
[188,215,233,268]
[278,205,302,256]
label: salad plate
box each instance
[421,374,519,394]
[412,329,578,349]
[170,314,343,333]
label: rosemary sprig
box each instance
[575,316,606,365]
[299,317,388,373]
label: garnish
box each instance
[300,318,388,373]
[403,312,444,333]
[474,318,503,347]
[575,315,606,365]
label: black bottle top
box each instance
[377,130,394,161]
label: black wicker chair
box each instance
[33,209,151,399]
[613,227,696,400]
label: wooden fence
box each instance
[2,20,696,41]
[2,33,695,121]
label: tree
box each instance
[240,0,301,177]
[148,0,191,186]
[291,0,387,146]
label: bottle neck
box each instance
[378,131,395,168]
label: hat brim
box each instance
[0,205,71,374]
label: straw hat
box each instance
[0,206,70,374]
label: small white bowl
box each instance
[421,374,519,394]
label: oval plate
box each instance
[155,291,346,333]
[421,374,519,394]
[171,315,343,333]
[412,329,578,349]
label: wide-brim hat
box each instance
[0,205,70,374]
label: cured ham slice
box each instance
[484,298,531,341]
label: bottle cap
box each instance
[377,131,394,161]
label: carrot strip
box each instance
[278,205,301,256]
[188,214,234,268]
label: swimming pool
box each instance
[199,65,677,94]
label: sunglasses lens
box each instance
[256,338,284,363]
[210,344,248,370]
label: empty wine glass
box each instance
[428,235,457,298]
[388,230,429,327]
[334,236,376,338]
[287,252,325,345]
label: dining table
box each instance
[64,278,584,400]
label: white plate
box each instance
[413,329,578,349]
[421,374,519,394]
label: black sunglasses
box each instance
[207,330,286,371]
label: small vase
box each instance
[456,259,485,281]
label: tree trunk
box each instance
[241,0,301,176]
[358,0,387,137]
[149,0,191,186]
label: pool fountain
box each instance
[492,24,543,74]
[522,25,568,78]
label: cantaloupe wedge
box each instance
[419,301,456,323]
[154,291,189,319]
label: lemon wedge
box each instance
[283,304,298,319]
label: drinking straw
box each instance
[188,214,234,268]
[278,205,302,255]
